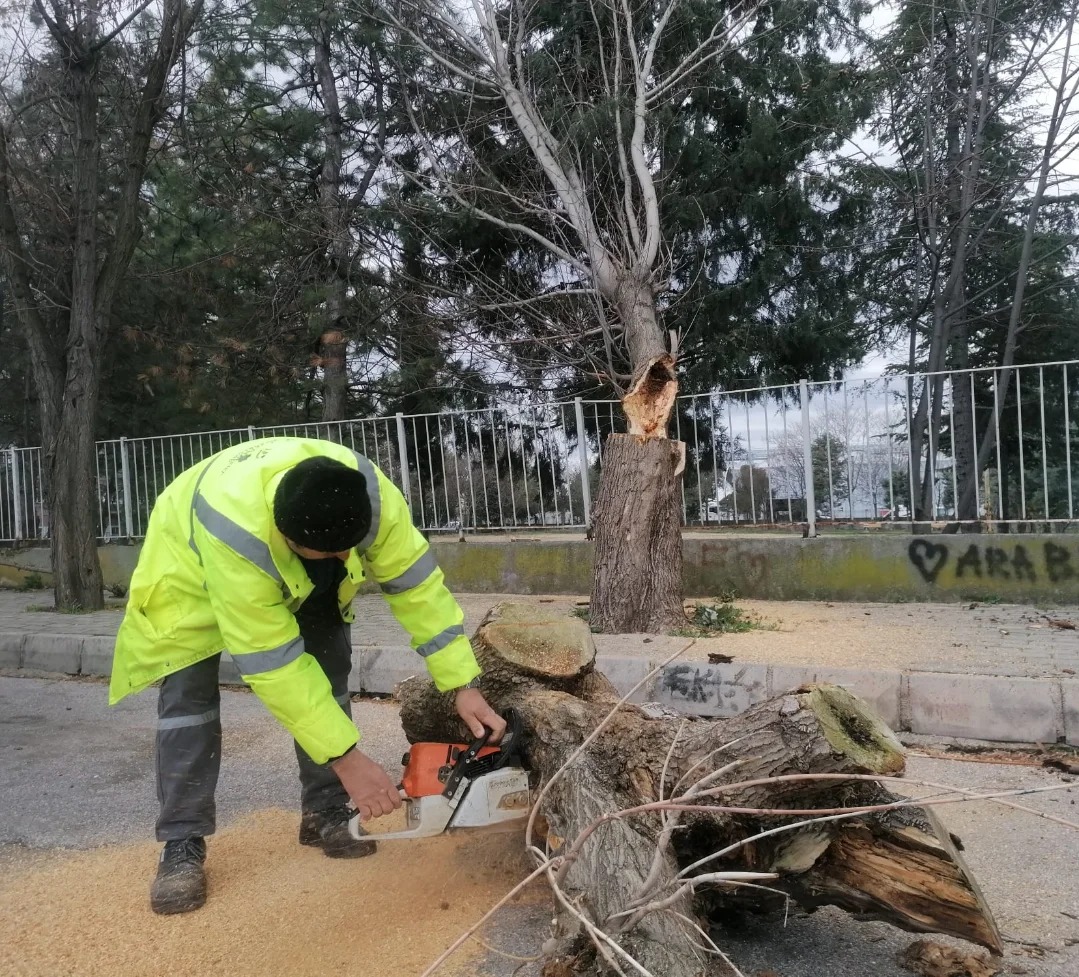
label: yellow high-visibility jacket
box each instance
[109,437,480,764]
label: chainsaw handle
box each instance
[441,725,494,799]
[440,711,524,800]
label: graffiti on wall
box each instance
[656,663,767,717]
[908,539,1077,586]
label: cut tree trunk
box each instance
[317,324,348,422]
[590,433,684,633]
[397,603,1002,977]
[590,355,684,634]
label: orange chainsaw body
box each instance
[400,742,502,798]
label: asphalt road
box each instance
[1,675,1077,977]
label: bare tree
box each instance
[311,3,387,420]
[958,2,1079,517]
[192,0,393,421]
[865,0,1079,522]
[0,0,205,608]
[379,0,761,632]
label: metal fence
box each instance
[4,359,1078,542]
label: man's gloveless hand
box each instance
[331,748,402,822]
[455,688,507,743]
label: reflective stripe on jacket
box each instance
[109,437,480,764]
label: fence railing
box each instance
[4,359,1078,542]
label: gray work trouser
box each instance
[154,611,353,842]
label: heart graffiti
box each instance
[908,539,949,584]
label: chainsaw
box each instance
[348,708,530,842]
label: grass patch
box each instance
[672,594,776,637]
[571,605,604,633]
[17,573,47,592]
[571,595,774,636]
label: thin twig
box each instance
[545,863,646,977]
[418,860,554,977]
[525,639,697,860]
[467,935,543,964]
[667,909,748,977]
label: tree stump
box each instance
[589,433,684,634]
[590,355,684,634]
[397,603,1002,977]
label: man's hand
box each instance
[455,687,507,743]
[331,748,402,822]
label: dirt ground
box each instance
[532,596,1079,678]
[0,811,543,977]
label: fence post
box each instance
[799,380,817,537]
[119,437,135,538]
[9,448,23,541]
[573,397,592,529]
[247,425,256,441]
[395,412,412,507]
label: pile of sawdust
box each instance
[0,809,545,977]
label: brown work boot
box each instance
[150,838,207,915]
[299,807,377,859]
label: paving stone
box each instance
[1063,681,1079,747]
[218,653,244,687]
[769,665,901,729]
[348,652,365,694]
[908,672,1062,743]
[0,632,25,669]
[22,634,82,674]
[652,662,769,718]
[768,664,815,697]
[361,646,424,695]
[80,637,115,678]
[595,656,654,702]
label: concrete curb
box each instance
[1,630,1074,746]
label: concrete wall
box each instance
[0,545,142,593]
[436,534,1079,603]
[3,532,1079,604]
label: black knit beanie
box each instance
[273,457,372,552]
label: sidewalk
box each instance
[1,590,1077,744]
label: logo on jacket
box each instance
[221,445,273,472]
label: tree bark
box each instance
[0,1,204,609]
[590,355,684,634]
[29,50,108,610]
[47,353,105,609]
[951,339,979,523]
[590,433,684,633]
[397,603,1003,976]
[314,9,350,423]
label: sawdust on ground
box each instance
[0,809,545,977]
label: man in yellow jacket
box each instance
[110,437,505,915]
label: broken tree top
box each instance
[397,602,1002,977]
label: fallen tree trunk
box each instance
[397,603,1001,977]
